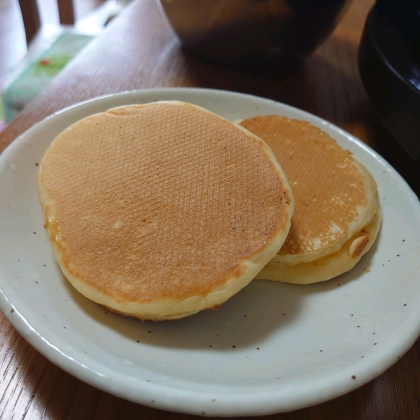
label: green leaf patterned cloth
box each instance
[1,32,93,123]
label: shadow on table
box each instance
[168,35,361,122]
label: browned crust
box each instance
[348,231,370,259]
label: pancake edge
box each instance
[255,198,381,284]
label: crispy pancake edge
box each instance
[255,197,381,284]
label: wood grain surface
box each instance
[1,0,420,418]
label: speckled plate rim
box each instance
[0,88,420,417]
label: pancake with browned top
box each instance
[38,102,294,319]
[239,115,380,284]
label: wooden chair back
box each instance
[18,0,75,45]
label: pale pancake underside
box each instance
[239,116,379,267]
[38,102,294,320]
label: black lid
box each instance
[358,0,420,160]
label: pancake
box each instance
[239,115,380,283]
[38,101,294,320]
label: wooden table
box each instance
[1,0,420,418]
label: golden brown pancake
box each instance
[38,102,294,320]
[239,115,380,283]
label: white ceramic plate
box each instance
[1,88,420,417]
